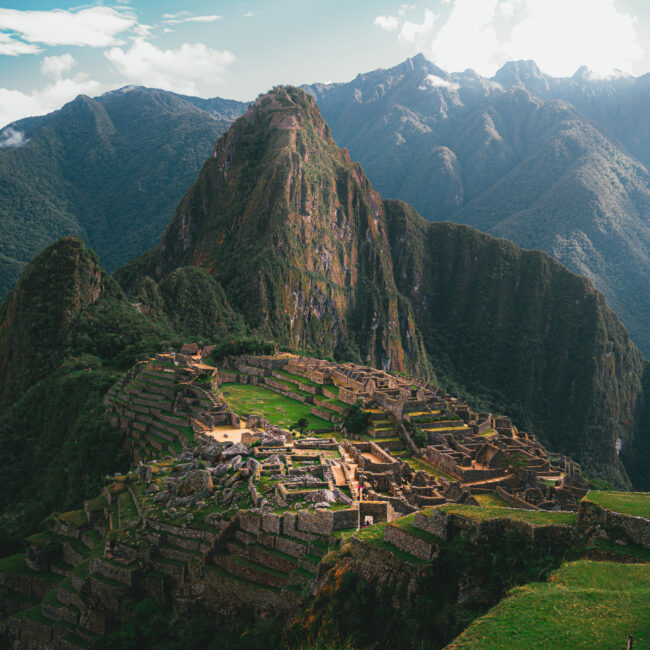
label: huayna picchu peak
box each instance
[1,79,650,650]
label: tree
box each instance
[343,401,370,436]
[297,417,309,434]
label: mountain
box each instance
[117,86,648,489]
[0,236,246,551]
[0,86,248,302]
[303,56,650,356]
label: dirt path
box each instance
[205,425,255,443]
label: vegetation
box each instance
[221,383,330,429]
[0,88,246,303]
[208,336,276,363]
[437,504,577,527]
[448,561,650,649]
[584,491,650,519]
[343,402,370,436]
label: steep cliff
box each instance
[120,86,430,376]
[385,201,645,487]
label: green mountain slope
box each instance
[304,56,650,356]
[0,86,247,302]
[0,237,242,552]
[118,86,649,488]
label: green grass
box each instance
[349,522,430,566]
[118,490,138,527]
[402,455,455,481]
[59,509,89,528]
[390,513,442,545]
[221,383,330,429]
[437,504,576,526]
[448,561,650,649]
[585,491,650,519]
[474,493,512,508]
[274,369,320,387]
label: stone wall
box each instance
[577,498,650,549]
[383,524,435,560]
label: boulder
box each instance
[229,455,243,472]
[178,470,214,498]
[246,457,261,475]
[222,442,249,459]
[334,488,353,505]
[304,489,337,504]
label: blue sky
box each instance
[1,0,649,127]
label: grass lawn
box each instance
[221,383,330,429]
[447,561,650,649]
[585,491,650,519]
[474,493,512,508]
[403,454,455,481]
[437,504,576,526]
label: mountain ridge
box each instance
[303,55,650,356]
[0,86,248,302]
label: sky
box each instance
[0,0,649,128]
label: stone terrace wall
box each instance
[577,499,650,549]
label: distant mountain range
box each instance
[2,57,649,359]
[0,87,247,300]
[304,55,650,355]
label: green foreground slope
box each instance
[447,561,650,649]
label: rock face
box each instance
[119,85,430,376]
[117,86,649,487]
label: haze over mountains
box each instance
[305,54,650,356]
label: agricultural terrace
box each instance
[585,491,650,519]
[221,383,331,430]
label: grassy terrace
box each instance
[274,369,320,387]
[437,504,577,526]
[221,383,331,429]
[585,491,650,519]
[474,493,512,508]
[448,561,650,649]
[403,455,455,481]
[347,521,430,566]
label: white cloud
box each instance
[399,4,416,16]
[0,76,106,129]
[0,33,41,56]
[418,73,459,90]
[503,0,643,77]
[105,39,235,96]
[41,53,75,79]
[242,12,254,18]
[399,8,436,45]
[423,0,643,77]
[374,15,399,31]
[162,12,221,25]
[0,126,28,148]
[428,0,499,72]
[0,6,137,48]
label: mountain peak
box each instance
[493,59,549,94]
